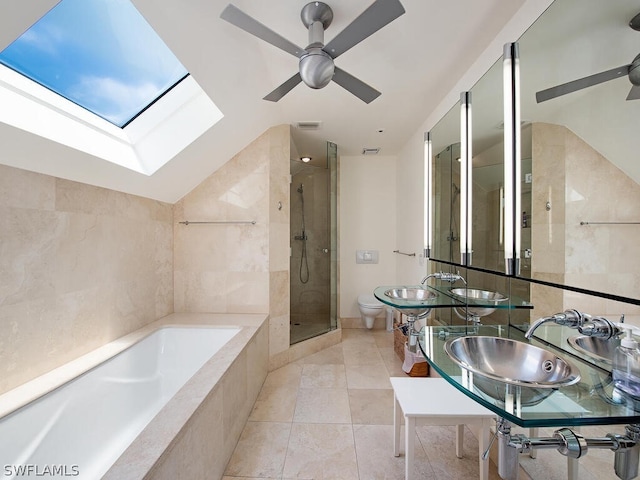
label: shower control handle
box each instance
[322,248,329,253]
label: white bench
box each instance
[391,377,495,480]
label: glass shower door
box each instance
[290,141,337,344]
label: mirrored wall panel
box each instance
[469,56,508,273]
[518,0,640,303]
[430,102,461,263]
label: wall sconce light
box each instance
[503,42,521,275]
[424,132,432,258]
[300,156,312,163]
[459,91,472,266]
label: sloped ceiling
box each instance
[0,0,527,203]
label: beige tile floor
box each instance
[223,328,624,480]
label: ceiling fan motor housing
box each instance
[299,48,335,89]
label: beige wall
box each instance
[0,165,173,395]
[339,155,398,320]
[173,124,291,359]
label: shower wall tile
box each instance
[0,164,173,395]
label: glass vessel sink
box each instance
[450,288,509,317]
[567,335,619,365]
[444,336,581,406]
[384,287,436,317]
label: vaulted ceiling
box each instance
[0,0,527,202]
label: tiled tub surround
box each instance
[0,164,174,396]
[0,313,268,480]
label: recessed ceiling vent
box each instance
[362,147,380,155]
[295,121,322,130]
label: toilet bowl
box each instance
[357,294,385,329]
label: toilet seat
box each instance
[358,293,383,308]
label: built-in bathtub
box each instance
[0,313,269,480]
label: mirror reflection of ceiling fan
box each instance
[536,55,640,102]
[536,11,640,103]
[220,0,405,103]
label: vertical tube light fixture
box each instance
[424,132,433,258]
[503,42,521,275]
[459,92,472,266]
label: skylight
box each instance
[0,0,188,128]
[0,0,222,175]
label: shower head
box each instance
[297,184,304,193]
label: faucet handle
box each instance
[554,309,586,327]
[578,316,618,339]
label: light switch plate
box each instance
[356,250,379,264]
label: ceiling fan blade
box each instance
[627,85,640,101]
[220,4,304,58]
[536,64,631,103]
[263,73,303,102]
[332,67,381,103]
[323,0,405,59]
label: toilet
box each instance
[357,293,385,329]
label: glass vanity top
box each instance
[419,324,640,428]
[373,285,532,312]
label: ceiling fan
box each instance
[536,13,640,103]
[220,0,405,103]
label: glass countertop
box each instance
[373,285,533,312]
[419,324,640,428]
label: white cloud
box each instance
[69,75,161,124]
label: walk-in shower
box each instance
[290,142,338,345]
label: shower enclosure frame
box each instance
[289,141,338,345]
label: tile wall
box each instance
[0,165,173,395]
[173,124,292,363]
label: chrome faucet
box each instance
[524,309,589,339]
[421,271,467,285]
[578,316,621,340]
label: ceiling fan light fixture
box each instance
[299,48,335,89]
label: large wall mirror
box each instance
[468,55,509,274]
[430,0,640,311]
[518,0,640,306]
[430,101,461,264]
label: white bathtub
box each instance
[0,326,240,479]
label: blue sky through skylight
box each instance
[0,0,188,127]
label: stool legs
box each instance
[456,424,464,458]
[405,416,416,480]
[394,394,401,457]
